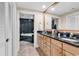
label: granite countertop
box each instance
[38,32,79,48]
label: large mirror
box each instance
[43,2,79,31]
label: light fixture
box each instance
[42,5,46,9]
[51,8,55,11]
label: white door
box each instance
[0,2,12,56]
[0,2,6,56]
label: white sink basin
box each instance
[61,38,79,42]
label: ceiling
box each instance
[16,2,79,16]
[16,2,53,12]
[47,2,79,16]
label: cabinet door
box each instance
[40,37,43,50]
[52,39,62,48]
[44,36,51,56]
[37,34,43,49]
[46,46,50,56]
[37,39,40,48]
[43,44,50,56]
[53,45,62,56]
[39,41,43,50]
[37,34,41,47]
[43,36,47,44]
[63,43,79,55]
[43,44,46,54]
[63,50,74,56]
[40,43,43,50]
[45,36,51,46]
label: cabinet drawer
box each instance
[51,39,62,48]
[63,43,79,55]
[63,50,74,56]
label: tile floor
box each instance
[18,41,39,56]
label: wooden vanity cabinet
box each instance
[37,34,51,56]
[63,50,74,56]
[63,43,79,56]
[37,34,44,50]
[53,45,62,56]
[44,36,51,46]
[51,39,63,56]
[43,36,51,56]
[43,44,50,56]
[37,33,79,56]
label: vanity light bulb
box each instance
[42,5,46,9]
[51,8,55,11]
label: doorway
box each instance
[20,18,34,43]
[20,14,34,43]
[18,14,38,56]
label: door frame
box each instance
[4,2,13,56]
[9,2,18,56]
[16,9,38,55]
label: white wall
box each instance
[36,13,44,31]
[45,14,52,30]
[58,11,79,30]
[58,16,67,29]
